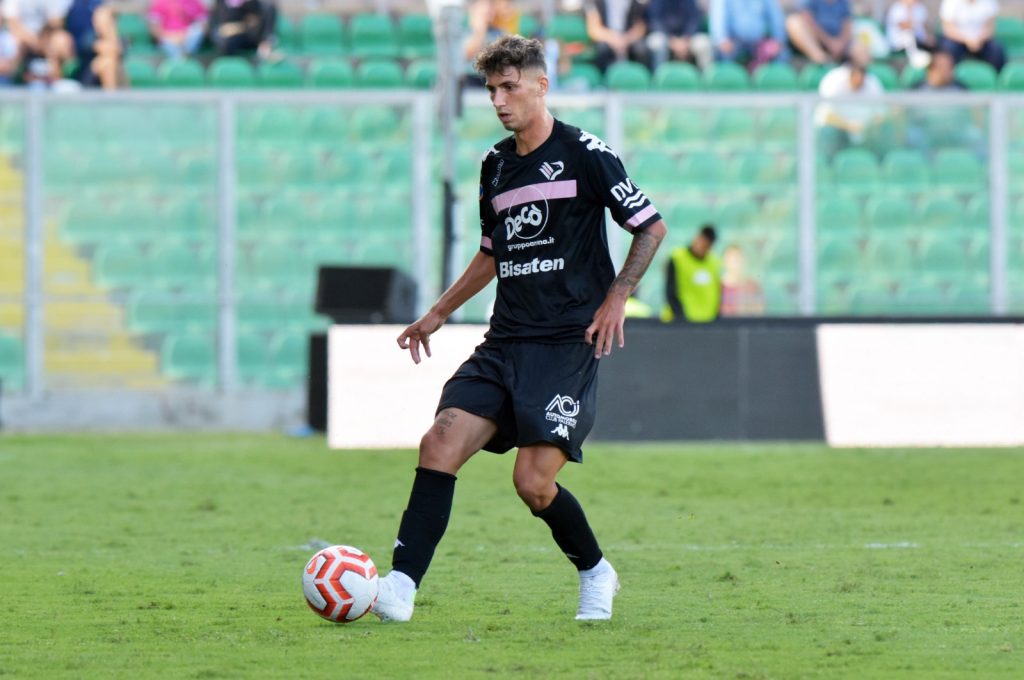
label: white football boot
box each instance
[372,571,416,622]
[575,558,619,620]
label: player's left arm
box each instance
[585,220,667,358]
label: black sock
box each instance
[391,467,457,588]
[532,484,603,571]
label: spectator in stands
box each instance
[815,42,887,159]
[886,0,936,69]
[907,50,978,153]
[64,0,121,89]
[3,0,76,86]
[913,50,966,90]
[584,0,651,72]
[662,225,722,323]
[207,0,277,58]
[939,0,1005,71]
[644,0,712,71]
[147,0,207,59]
[786,0,852,65]
[0,20,20,85]
[708,0,788,67]
[464,0,521,60]
[720,244,764,316]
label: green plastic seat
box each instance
[799,63,826,90]
[161,332,216,383]
[275,15,300,51]
[349,14,399,59]
[730,151,794,189]
[931,149,984,191]
[548,14,588,43]
[354,58,404,88]
[867,62,899,90]
[832,147,879,190]
[398,13,435,59]
[715,198,757,234]
[677,151,727,191]
[93,243,147,288]
[955,60,998,91]
[349,105,403,141]
[702,62,748,91]
[300,14,347,55]
[753,63,798,91]
[0,332,24,391]
[919,196,965,229]
[150,243,215,288]
[157,59,205,88]
[995,16,1024,57]
[900,66,925,88]
[208,57,257,88]
[707,109,756,148]
[629,150,678,192]
[817,196,861,232]
[124,58,157,88]
[258,60,304,88]
[563,62,602,90]
[307,59,354,88]
[117,13,157,54]
[881,149,929,190]
[236,329,270,384]
[652,61,699,91]
[405,59,437,88]
[864,196,914,231]
[264,330,307,387]
[605,61,651,91]
[662,108,705,147]
[666,199,715,231]
[1000,62,1024,90]
[128,291,216,333]
[920,239,966,274]
[760,108,796,150]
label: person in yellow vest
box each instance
[661,225,722,323]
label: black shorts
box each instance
[436,341,600,462]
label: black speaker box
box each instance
[314,266,417,324]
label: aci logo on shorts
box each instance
[546,394,579,439]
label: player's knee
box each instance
[418,429,458,474]
[512,468,555,511]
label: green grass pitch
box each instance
[1,435,1021,679]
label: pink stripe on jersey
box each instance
[481,235,493,249]
[624,204,658,231]
[490,179,577,214]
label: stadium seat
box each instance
[881,149,929,191]
[405,59,437,88]
[702,62,748,90]
[258,60,304,88]
[730,151,794,191]
[662,108,705,148]
[677,151,727,192]
[300,14,347,55]
[955,60,998,91]
[630,150,679,192]
[124,58,157,88]
[715,198,757,236]
[919,196,965,229]
[900,66,925,89]
[150,243,215,289]
[349,105,404,141]
[864,195,914,231]
[548,14,588,44]
[236,329,269,384]
[864,238,914,281]
[996,16,1024,59]
[563,63,603,90]
[799,63,826,90]
[707,109,756,149]
[398,13,435,59]
[161,332,216,383]
[759,108,796,150]
[920,239,965,273]
[275,15,300,51]
[931,149,984,192]
[156,59,205,88]
[354,59,404,88]
[93,243,148,289]
[652,62,699,91]
[0,332,24,391]
[117,13,157,54]
[817,196,861,233]
[867,62,899,90]
[606,61,651,90]
[831,147,879,193]
[349,14,399,59]
[666,199,715,231]
[307,59,354,88]
[998,62,1024,91]
[753,63,798,91]
[208,57,257,88]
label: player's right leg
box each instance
[373,408,497,622]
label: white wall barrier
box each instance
[817,324,1024,447]
[328,324,489,449]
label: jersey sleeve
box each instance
[583,135,662,233]
[478,154,499,255]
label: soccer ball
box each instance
[302,545,379,623]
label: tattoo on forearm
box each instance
[436,409,457,436]
[610,228,664,297]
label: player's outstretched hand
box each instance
[585,293,627,359]
[397,311,445,364]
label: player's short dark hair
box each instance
[700,224,717,244]
[474,34,547,77]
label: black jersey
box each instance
[478,119,662,343]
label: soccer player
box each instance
[372,34,667,622]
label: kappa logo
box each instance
[578,131,617,157]
[551,423,571,440]
[539,161,564,181]
[491,157,505,187]
[611,178,647,209]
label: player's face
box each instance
[485,67,548,132]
